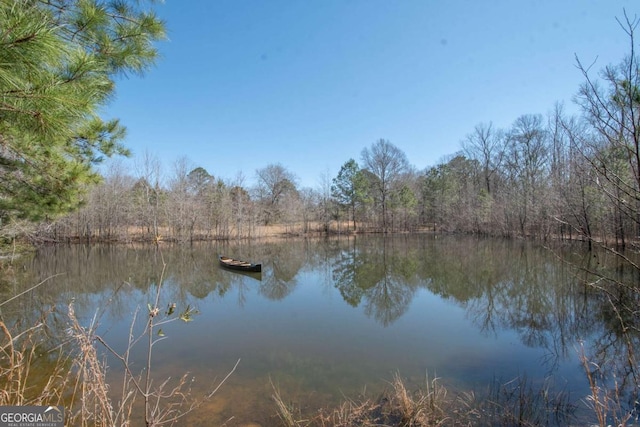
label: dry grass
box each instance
[388,372,449,425]
[0,320,623,427]
[271,371,582,427]
[65,303,118,426]
[578,343,634,427]
[0,275,629,427]
[0,297,237,426]
[272,372,453,427]
[0,316,69,408]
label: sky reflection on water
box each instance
[96,245,586,401]
[2,235,619,423]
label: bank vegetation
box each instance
[13,14,640,253]
[2,2,640,426]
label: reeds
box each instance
[272,371,580,427]
[0,254,238,426]
[272,372,451,427]
[0,316,68,408]
[66,303,116,426]
[482,375,575,427]
[578,342,635,427]
[0,315,629,427]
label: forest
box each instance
[27,39,640,248]
[1,1,640,250]
[2,2,640,425]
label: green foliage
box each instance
[331,159,372,229]
[390,184,417,210]
[422,155,478,222]
[187,167,215,195]
[331,159,360,206]
[0,0,165,224]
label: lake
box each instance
[0,234,633,425]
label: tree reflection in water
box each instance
[332,236,417,326]
[580,255,640,419]
[3,235,639,421]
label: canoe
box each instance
[219,256,262,273]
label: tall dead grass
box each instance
[0,315,68,408]
[578,343,635,427]
[272,371,579,427]
[0,311,629,426]
[0,253,238,426]
[272,372,452,427]
[0,302,238,426]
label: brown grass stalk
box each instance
[0,313,68,409]
[578,342,633,427]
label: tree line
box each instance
[3,2,640,250]
[33,13,640,247]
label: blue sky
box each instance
[106,0,635,188]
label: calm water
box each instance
[0,235,633,424]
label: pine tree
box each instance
[332,159,368,232]
[0,0,165,225]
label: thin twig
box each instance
[206,358,241,399]
[0,273,64,308]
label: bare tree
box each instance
[91,160,135,240]
[133,151,164,240]
[255,163,298,225]
[166,157,199,242]
[50,160,135,242]
[504,114,550,237]
[317,169,336,233]
[568,13,640,409]
[228,173,254,238]
[462,122,505,195]
[575,12,640,248]
[361,139,410,232]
